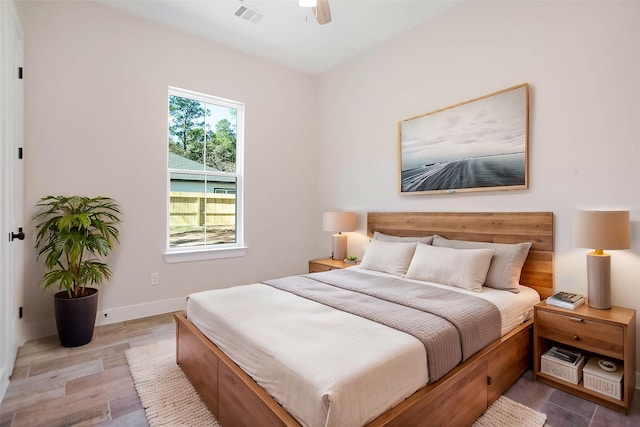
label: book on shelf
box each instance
[546,291,584,310]
[544,346,583,366]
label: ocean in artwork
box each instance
[401,152,525,193]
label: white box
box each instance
[582,357,623,400]
[541,349,585,385]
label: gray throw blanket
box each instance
[264,269,501,382]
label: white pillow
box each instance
[405,243,494,292]
[359,240,418,276]
[373,231,433,245]
[432,235,532,292]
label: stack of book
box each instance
[545,346,582,365]
[546,291,584,310]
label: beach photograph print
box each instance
[399,83,529,195]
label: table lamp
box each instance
[322,212,357,260]
[572,210,630,309]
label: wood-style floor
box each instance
[0,312,175,427]
[1,312,640,427]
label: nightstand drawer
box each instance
[308,262,333,273]
[308,258,351,273]
[536,310,624,359]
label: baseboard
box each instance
[18,297,187,344]
[0,366,8,403]
[95,296,186,326]
[18,318,57,345]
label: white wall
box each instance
[316,0,640,371]
[16,0,319,340]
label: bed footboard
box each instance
[175,312,300,427]
[368,320,532,426]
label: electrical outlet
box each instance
[151,273,160,286]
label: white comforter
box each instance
[186,267,539,427]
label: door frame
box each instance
[0,0,23,401]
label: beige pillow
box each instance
[432,235,532,292]
[373,231,433,245]
[359,240,418,276]
[405,243,494,292]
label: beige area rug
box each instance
[473,395,547,427]
[125,340,220,427]
[126,340,546,427]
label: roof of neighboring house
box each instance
[168,152,234,183]
[169,152,220,172]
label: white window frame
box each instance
[164,87,246,263]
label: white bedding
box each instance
[186,267,539,427]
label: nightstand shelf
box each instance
[308,257,355,273]
[534,301,636,414]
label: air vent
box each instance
[234,3,264,24]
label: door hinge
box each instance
[18,67,23,79]
[18,147,23,159]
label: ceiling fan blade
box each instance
[313,0,331,25]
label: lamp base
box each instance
[586,252,611,310]
[331,234,347,261]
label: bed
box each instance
[175,211,554,427]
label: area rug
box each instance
[473,395,547,427]
[125,339,220,427]
[126,339,546,427]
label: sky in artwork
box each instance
[400,86,527,171]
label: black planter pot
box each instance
[54,287,99,347]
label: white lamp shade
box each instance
[573,211,630,250]
[322,212,357,233]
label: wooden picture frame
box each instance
[399,83,529,195]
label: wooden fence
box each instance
[170,191,236,228]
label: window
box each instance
[165,87,245,262]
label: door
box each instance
[0,0,24,401]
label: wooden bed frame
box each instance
[175,211,554,427]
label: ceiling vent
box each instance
[234,2,265,24]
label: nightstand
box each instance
[534,300,636,414]
[308,257,354,273]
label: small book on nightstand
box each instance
[546,291,585,310]
[545,346,583,365]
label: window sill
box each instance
[164,246,248,263]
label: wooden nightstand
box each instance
[534,300,636,414]
[308,257,355,273]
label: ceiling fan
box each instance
[300,0,332,25]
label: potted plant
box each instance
[33,195,122,347]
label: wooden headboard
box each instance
[367,212,554,298]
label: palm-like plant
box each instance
[33,196,122,298]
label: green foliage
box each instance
[168,95,237,172]
[207,119,236,172]
[33,196,122,298]
[168,96,208,151]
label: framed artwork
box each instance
[399,83,529,195]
